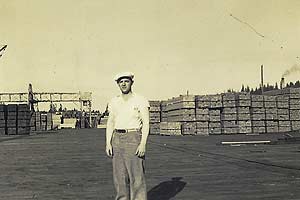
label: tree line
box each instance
[226,80,300,94]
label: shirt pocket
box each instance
[131,105,140,117]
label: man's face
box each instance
[117,78,133,94]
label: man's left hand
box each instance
[135,144,146,157]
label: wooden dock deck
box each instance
[0,129,300,200]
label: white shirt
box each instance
[108,93,150,129]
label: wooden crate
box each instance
[0,119,6,128]
[222,93,235,101]
[266,126,279,133]
[196,121,209,128]
[290,110,300,120]
[291,121,300,131]
[0,127,5,135]
[7,127,17,135]
[196,108,209,115]
[0,111,5,120]
[238,120,252,134]
[167,114,196,122]
[289,104,300,109]
[252,120,265,127]
[182,122,197,135]
[251,95,264,101]
[7,104,17,112]
[18,104,30,112]
[266,120,278,127]
[222,101,236,108]
[222,120,238,128]
[222,127,239,134]
[237,100,251,107]
[251,114,265,120]
[150,111,160,123]
[196,128,209,135]
[6,119,16,127]
[167,108,195,116]
[209,110,221,122]
[159,122,181,136]
[18,119,30,127]
[17,126,30,135]
[265,108,278,120]
[195,114,209,121]
[237,113,251,121]
[0,105,5,112]
[239,126,252,134]
[250,108,265,114]
[221,114,237,121]
[237,107,250,114]
[209,94,223,108]
[209,115,221,122]
[252,126,266,134]
[222,107,237,114]
[251,101,264,108]
[150,123,160,135]
[196,95,210,108]
[264,101,277,108]
[209,127,222,135]
[235,93,251,100]
[278,126,291,132]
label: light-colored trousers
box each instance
[112,131,147,200]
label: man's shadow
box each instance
[147,177,187,200]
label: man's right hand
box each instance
[106,144,113,157]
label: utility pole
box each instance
[261,65,264,94]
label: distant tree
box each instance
[275,82,279,90]
[295,80,300,87]
[290,82,294,88]
[246,85,250,93]
[241,84,245,92]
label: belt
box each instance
[114,128,140,133]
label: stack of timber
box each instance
[287,88,300,131]
[208,95,222,135]
[221,93,238,134]
[166,95,195,122]
[277,96,291,131]
[41,113,47,131]
[251,95,266,133]
[236,92,252,133]
[160,100,168,122]
[264,96,278,133]
[35,112,42,131]
[195,95,209,135]
[47,113,53,130]
[0,105,6,135]
[149,101,161,135]
[166,95,196,135]
[30,112,36,132]
[17,104,31,135]
[159,121,181,136]
[181,122,197,135]
[6,104,17,135]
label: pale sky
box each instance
[1,0,300,111]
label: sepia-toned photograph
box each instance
[0,0,300,199]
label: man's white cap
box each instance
[114,72,134,82]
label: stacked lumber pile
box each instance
[251,95,266,133]
[0,105,6,135]
[149,101,161,135]
[222,93,238,134]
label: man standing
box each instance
[106,72,150,200]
